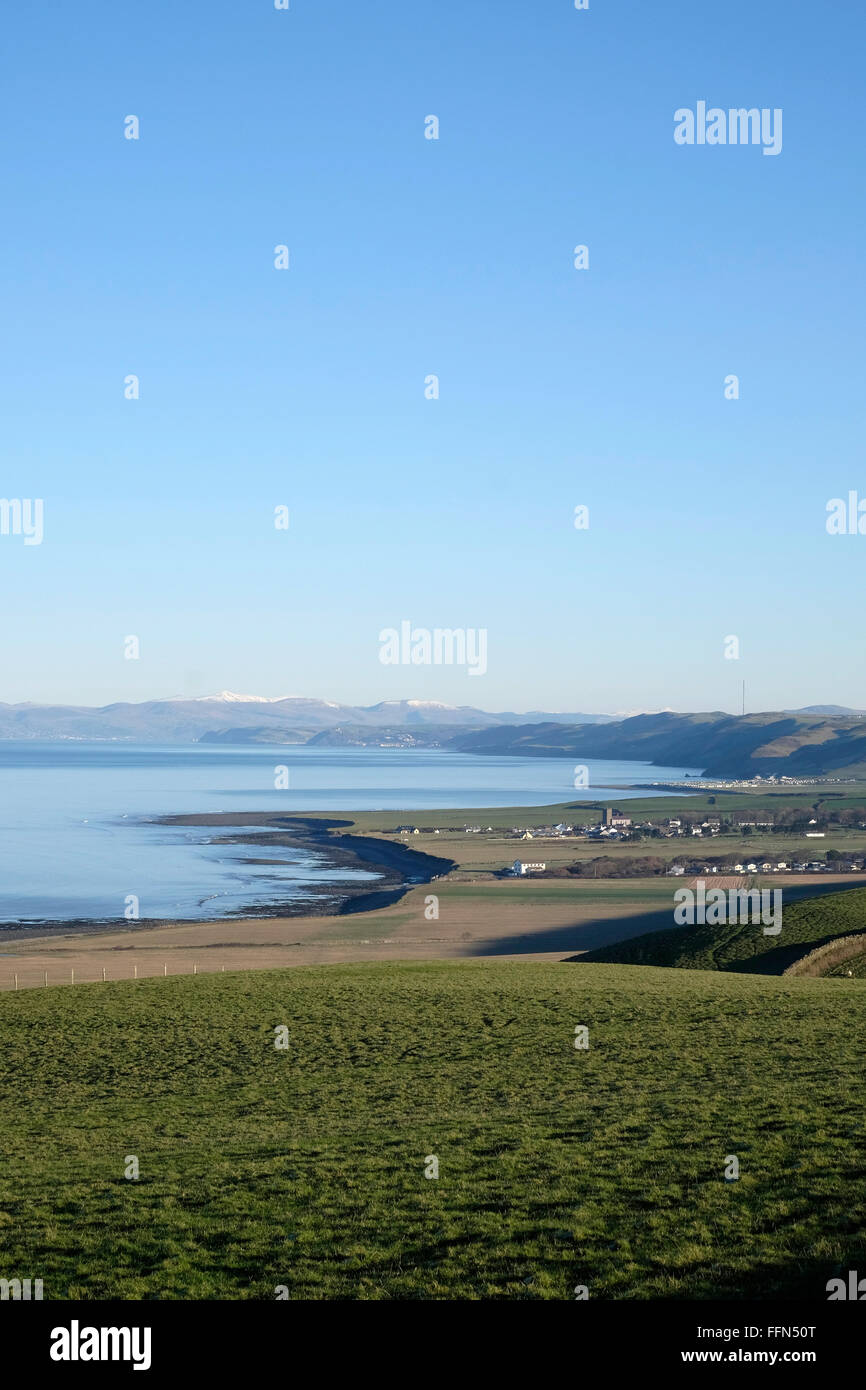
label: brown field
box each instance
[0,873,851,993]
[687,875,748,891]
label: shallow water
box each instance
[0,743,699,922]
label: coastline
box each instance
[158,811,457,917]
[0,813,455,942]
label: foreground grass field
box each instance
[1,959,863,1299]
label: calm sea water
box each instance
[0,743,700,923]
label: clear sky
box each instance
[1,0,863,714]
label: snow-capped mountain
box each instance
[159,691,296,704]
[0,694,613,741]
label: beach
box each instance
[0,811,455,942]
[0,854,855,992]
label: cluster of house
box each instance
[663,818,721,837]
[583,812,723,842]
[513,822,573,840]
[587,809,633,840]
[668,859,863,877]
[515,810,636,842]
[585,811,740,842]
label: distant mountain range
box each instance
[790,705,866,717]
[2,695,865,777]
[0,692,613,743]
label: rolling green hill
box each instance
[578,885,866,974]
[453,710,866,779]
[1,959,863,1299]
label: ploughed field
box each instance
[0,959,863,1299]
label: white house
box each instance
[512,860,546,876]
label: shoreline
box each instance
[0,813,456,943]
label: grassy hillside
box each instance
[453,710,866,778]
[579,885,866,974]
[0,960,863,1299]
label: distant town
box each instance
[648,775,859,790]
[391,805,866,879]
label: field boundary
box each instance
[783,929,866,977]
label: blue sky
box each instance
[1,0,863,713]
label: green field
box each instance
[1,959,863,1300]
[434,878,678,907]
[580,884,866,974]
[336,785,866,836]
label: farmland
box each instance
[337,790,866,879]
[0,872,855,993]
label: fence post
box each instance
[163,963,167,977]
[44,971,48,987]
[14,974,18,992]
[71,968,74,985]
[134,964,138,979]
[102,967,106,983]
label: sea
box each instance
[0,743,701,924]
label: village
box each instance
[390,807,866,880]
